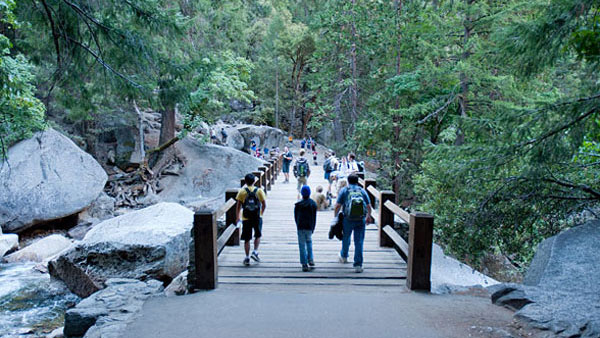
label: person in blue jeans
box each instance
[294,185,318,272]
[333,174,373,273]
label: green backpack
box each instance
[345,186,366,220]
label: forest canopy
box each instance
[1,0,598,271]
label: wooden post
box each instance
[379,190,395,248]
[264,164,272,191]
[192,210,218,290]
[365,179,377,208]
[225,189,239,246]
[407,212,434,291]
[258,167,267,192]
[269,160,277,181]
[252,171,262,189]
[357,172,365,181]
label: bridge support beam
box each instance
[407,213,434,291]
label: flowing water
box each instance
[0,263,79,337]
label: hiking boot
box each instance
[302,264,310,272]
[243,257,250,266]
[251,252,260,262]
[354,266,364,273]
[338,254,348,264]
[308,260,315,267]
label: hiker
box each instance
[210,128,217,144]
[235,173,267,266]
[250,140,257,156]
[342,153,360,175]
[333,174,373,273]
[293,149,311,199]
[311,185,330,211]
[220,128,228,144]
[282,146,293,183]
[300,138,306,149]
[311,140,318,165]
[323,152,338,195]
[294,185,318,272]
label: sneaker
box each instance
[354,266,363,273]
[243,257,250,266]
[308,260,315,267]
[338,254,348,264]
[251,252,260,262]
[302,264,310,272]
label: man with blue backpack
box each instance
[235,173,267,266]
[333,174,373,273]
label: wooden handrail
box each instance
[215,198,236,220]
[383,225,409,258]
[367,185,380,201]
[217,224,237,255]
[383,200,410,223]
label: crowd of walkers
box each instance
[235,139,370,273]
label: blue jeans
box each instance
[340,218,366,267]
[297,230,314,265]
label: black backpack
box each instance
[242,187,261,220]
[357,161,365,172]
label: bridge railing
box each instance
[358,178,434,292]
[188,153,282,291]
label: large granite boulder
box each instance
[492,221,600,337]
[158,138,264,209]
[4,234,72,263]
[0,227,19,258]
[64,278,163,338]
[216,124,244,150]
[236,125,286,151]
[0,129,108,233]
[48,203,194,298]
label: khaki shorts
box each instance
[297,176,307,191]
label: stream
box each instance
[0,263,79,337]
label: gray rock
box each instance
[158,138,264,208]
[81,193,115,222]
[48,327,64,338]
[4,234,72,263]
[430,243,498,294]
[164,270,188,296]
[492,221,600,337]
[216,124,244,150]
[49,203,194,297]
[0,129,108,233]
[237,125,286,151]
[67,221,96,241]
[64,278,163,338]
[0,233,19,258]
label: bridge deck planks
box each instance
[218,157,406,289]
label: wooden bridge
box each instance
[187,151,433,292]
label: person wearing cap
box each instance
[294,185,318,272]
[235,173,267,266]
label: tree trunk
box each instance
[392,0,404,204]
[456,1,472,146]
[159,107,175,146]
[349,0,359,126]
[275,57,280,130]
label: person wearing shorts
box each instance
[282,146,293,183]
[293,149,311,200]
[236,173,267,266]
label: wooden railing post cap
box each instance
[380,190,395,195]
[194,209,214,217]
[411,212,433,219]
[226,188,239,194]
